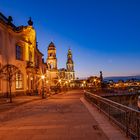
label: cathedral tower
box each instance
[46,42,57,70]
[66,49,75,80]
[46,42,58,85]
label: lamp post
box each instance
[46,80,49,95]
[66,81,69,91]
[41,75,45,99]
[58,79,61,92]
[83,81,86,89]
[94,79,97,88]
[68,80,71,90]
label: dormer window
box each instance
[16,45,23,60]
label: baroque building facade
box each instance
[0,13,47,96]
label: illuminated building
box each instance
[0,12,76,96]
[46,42,58,86]
[66,49,75,80]
[0,13,46,96]
[46,43,75,87]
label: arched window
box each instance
[16,72,23,89]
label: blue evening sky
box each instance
[0,0,140,78]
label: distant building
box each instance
[46,42,58,86]
[66,49,75,80]
[46,42,75,87]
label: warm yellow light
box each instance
[41,75,45,79]
[83,81,86,84]
[94,79,97,82]
[59,79,61,82]
[46,80,48,83]
[65,81,68,84]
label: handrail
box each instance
[84,91,140,140]
[86,91,140,113]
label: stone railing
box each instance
[84,91,140,140]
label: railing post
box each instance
[108,104,110,120]
[126,111,129,137]
[137,115,140,140]
[99,100,101,112]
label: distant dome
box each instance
[68,48,72,55]
[48,42,56,50]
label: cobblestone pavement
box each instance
[0,96,41,113]
[0,90,109,140]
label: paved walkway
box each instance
[0,90,128,140]
[0,96,41,113]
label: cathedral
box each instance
[46,42,75,86]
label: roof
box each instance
[0,12,32,33]
[0,12,16,28]
[48,42,56,50]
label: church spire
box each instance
[66,48,74,71]
[66,48,75,80]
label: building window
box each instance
[16,72,23,89]
[16,45,23,60]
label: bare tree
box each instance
[0,64,20,103]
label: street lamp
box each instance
[83,81,86,84]
[93,79,97,88]
[58,79,61,83]
[46,80,50,94]
[83,81,86,89]
[41,75,45,99]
